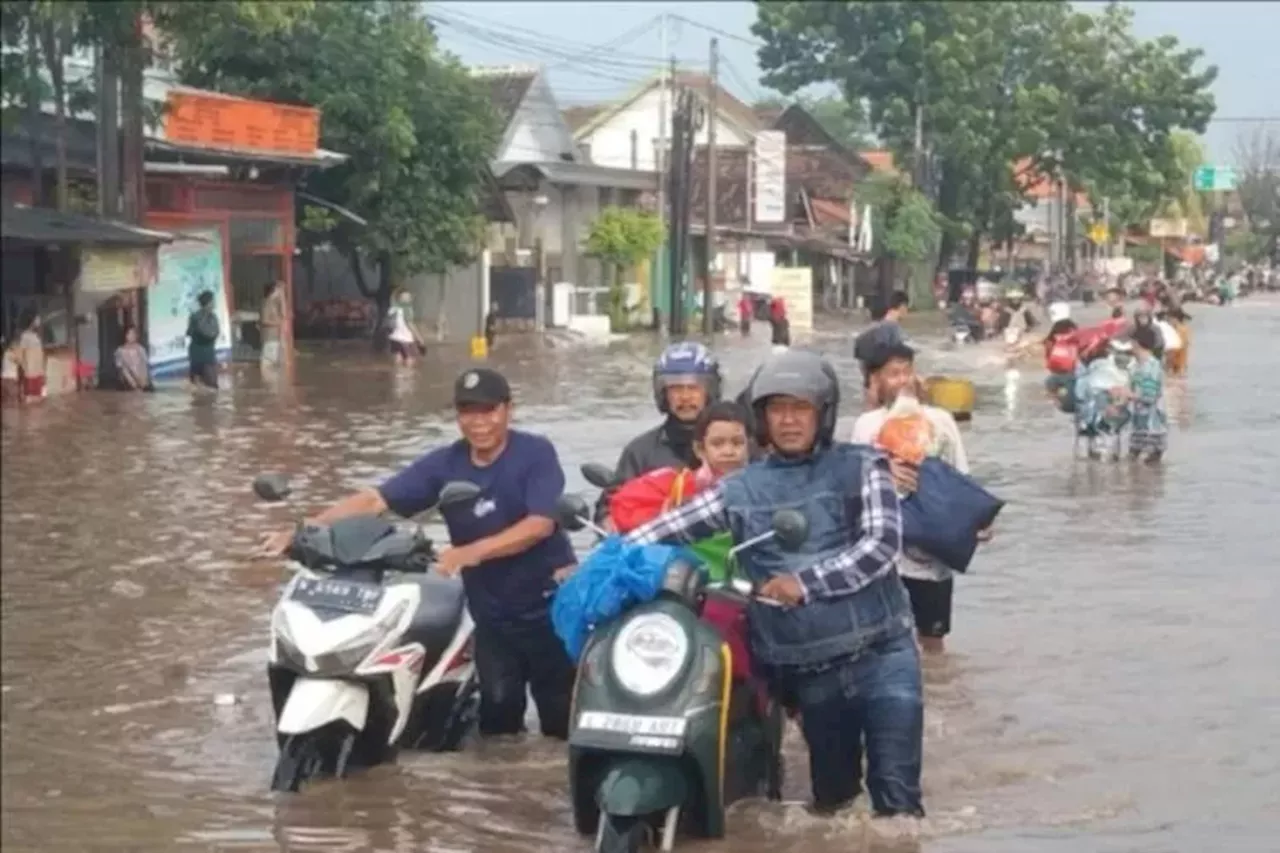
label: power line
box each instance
[667,15,764,50]
[430,6,690,67]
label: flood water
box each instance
[3,299,1279,853]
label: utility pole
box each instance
[655,14,668,230]
[668,85,697,337]
[702,38,718,335]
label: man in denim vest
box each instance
[624,349,924,819]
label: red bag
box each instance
[1045,335,1079,373]
[608,467,699,534]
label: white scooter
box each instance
[254,475,483,792]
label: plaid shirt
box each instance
[624,450,903,602]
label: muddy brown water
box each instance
[3,301,1279,853]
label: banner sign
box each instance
[147,229,232,377]
[754,130,787,224]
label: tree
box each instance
[584,206,664,331]
[1032,4,1216,242]
[856,172,941,304]
[1233,126,1280,248]
[158,1,498,324]
[752,1,1216,273]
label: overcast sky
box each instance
[432,0,1280,163]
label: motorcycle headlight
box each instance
[610,613,689,697]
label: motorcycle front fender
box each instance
[595,756,689,817]
[277,677,369,735]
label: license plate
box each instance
[291,577,384,615]
[576,711,687,738]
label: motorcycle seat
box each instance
[402,574,466,654]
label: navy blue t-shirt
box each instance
[378,429,575,626]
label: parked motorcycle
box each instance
[254,474,482,792]
[563,465,808,853]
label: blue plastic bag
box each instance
[551,536,692,659]
[900,457,1004,573]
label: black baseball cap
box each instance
[454,367,512,407]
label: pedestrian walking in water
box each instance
[16,310,46,402]
[484,301,498,351]
[768,296,790,347]
[259,280,286,367]
[385,288,424,365]
[187,290,221,391]
[738,291,753,337]
[1124,325,1168,464]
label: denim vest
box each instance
[719,443,914,669]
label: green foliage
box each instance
[155,2,499,294]
[585,206,664,267]
[752,1,1218,266]
[856,173,940,264]
[1224,229,1268,264]
[1125,242,1162,266]
[585,206,664,331]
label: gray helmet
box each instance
[745,349,841,448]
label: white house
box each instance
[567,71,765,172]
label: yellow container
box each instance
[925,376,976,421]
[469,335,488,359]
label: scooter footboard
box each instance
[278,677,370,735]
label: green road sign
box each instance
[1193,165,1237,192]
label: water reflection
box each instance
[3,300,1279,853]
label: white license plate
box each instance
[577,711,687,737]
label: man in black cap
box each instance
[260,367,577,739]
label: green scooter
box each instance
[560,466,809,853]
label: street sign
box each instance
[1192,165,1237,192]
[1088,222,1110,244]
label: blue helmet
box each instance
[652,341,722,414]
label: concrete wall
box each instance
[581,87,753,171]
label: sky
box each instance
[431,0,1280,163]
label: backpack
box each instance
[1046,335,1079,373]
[191,309,219,345]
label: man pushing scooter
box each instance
[623,349,924,819]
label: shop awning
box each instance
[2,204,175,247]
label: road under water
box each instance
[3,300,1279,853]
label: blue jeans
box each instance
[785,633,924,816]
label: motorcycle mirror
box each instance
[580,462,618,490]
[555,494,591,532]
[252,473,292,502]
[438,480,482,506]
[771,509,808,552]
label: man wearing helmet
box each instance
[623,349,924,820]
[597,342,723,520]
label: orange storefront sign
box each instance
[163,90,320,156]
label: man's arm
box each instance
[795,453,903,602]
[624,484,731,546]
[464,438,563,564]
[376,450,445,518]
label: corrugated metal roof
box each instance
[2,204,175,247]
